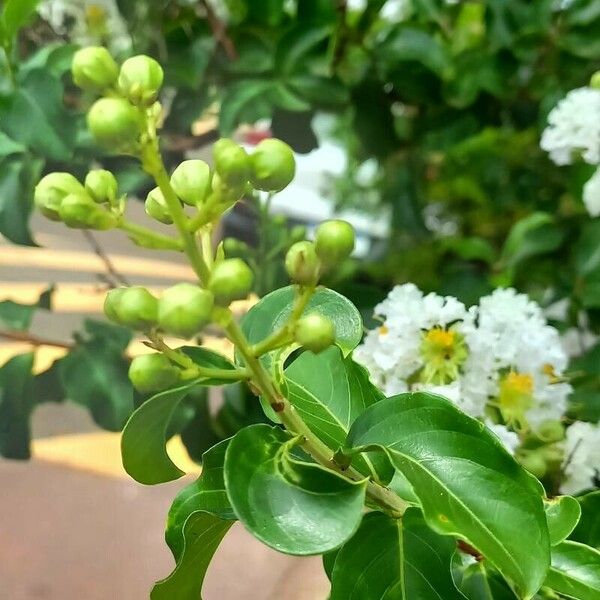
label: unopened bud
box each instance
[72,46,118,92]
[213,139,251,187]
[295,314,335,354]
[85,169,118,204]
[250,138,295,192]
[170,160,211,206]
[285,241,320,285]
[106,286,158,330]
[58,193,117,230]
[158,284,214,339]
[34,172,86,221]
[209,258,254,305]
[118,55,164,106]
[129,353,180,393]
[87,98,140,149]
[314,220,355,268]
[145,187,172,224]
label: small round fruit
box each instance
[285,241,320,285]
[104,287,127,323]
[314,220,355,267]
[58,193,117,230]
[34,172,86,220]
[118,55,164,106]
[170,160,212,206]
[158,284,214,339]
[71,46,119,92]
[294,314,335,354]
[145,187,172,224]
[209,259,254,305]
[128,353,180,393]
[250,138,295,192]
[87,98,140,149]
[113,286,158,330]
[85,169,118,204]
[213,139,251,187]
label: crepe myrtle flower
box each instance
[560,421,600,495]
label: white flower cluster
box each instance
[541,86,600,217]
[561,421,600,494]
[354,284,572,452]
[38,0,131,54]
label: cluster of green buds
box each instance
[34,169,120,230]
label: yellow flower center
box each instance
[498,372,534,431]
[86,5,108,29]
[419,326,467,385]
[379,325,389,336]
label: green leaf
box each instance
[571,491,600,550]
[0,352,34,458]
[275,25,331,75]
[1,0,41,40]
[346,392,550,597]
[284,347,391,483]
[545,496,581,546]
[60,320,133,432]
[224,424,367,555]
[574,221,600,277]
[0,285,52,331]
[0,155,41,245]
[219,79,273,135]
[545,541,600,599]
[122,383,195,485]
[240,285,363,368]
[329,508,465,599]
[165,439,235,560]
[0,131,25,157]
[121,346,237,484]
[453,560,518,600]
[151,511,233,600]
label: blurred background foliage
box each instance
[1,0,600,460]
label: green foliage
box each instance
[545,496,581,546]
[545,541,600,599]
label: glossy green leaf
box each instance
[2,0,41,40]
[121,346,238,484]
[330,508,465,599]
[60,320,133,432]
[151,512,233,600]
[240,285,362,368]
[224,424,367,555]
[453,559,518,600]
[346,392,550,597]
[165,439,235,560]
[545,541,600,599]
[284,346,391,483]
[0,352,34,459]
[571,491,600,550]
[219,79,272,135]
[545,496,581,546]
[275,25,331,75]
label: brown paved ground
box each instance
[0,205,329,599]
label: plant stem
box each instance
[118,220,183,251]
[0,330,73,349]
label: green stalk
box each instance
[118,220,183,251]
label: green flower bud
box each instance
[314,219,355,267]
[118,55,164,106]
[289,225,306,243]
[537,420,565,443]
[518,451,547,479]
[591,71,600,90]
[145,187,172,224]
[158,283,214,339]
[213,138,251,187]
[211,172,246,207]
[104,287,127,322]
[128,353,180,393]
[294,313,335,354]
[223,237,249,257]
[250,138,295,192]
[170,160,211,206]
[285,241,320,285]
[71,46,119,92]
[85,169,118,204]
[87,98,140,149]
[34,172,86,220]
[58,193,117,230]
[111,286,158,330]
[209,258,254,305]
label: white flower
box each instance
[583,167,600,217]
[540,87,600,166]
[560,421,600,495]
[38,0,131,54]
[485,421,520,455]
